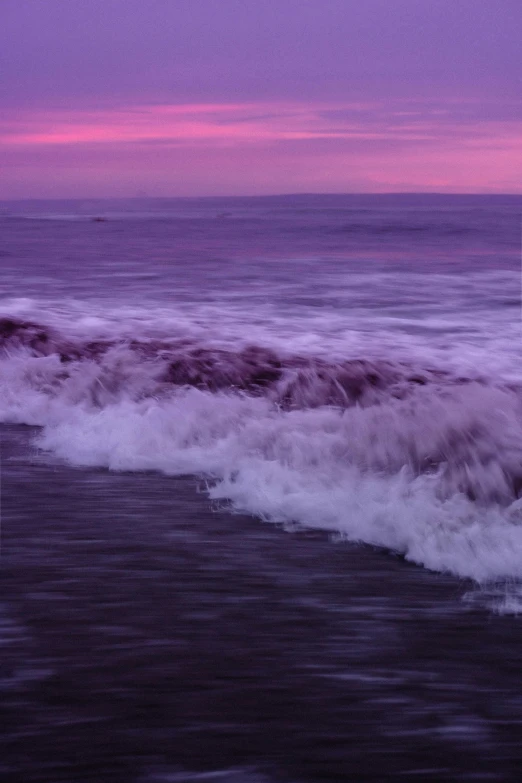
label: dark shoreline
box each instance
[3,423,522,782]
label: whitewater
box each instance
[1,194,521,582]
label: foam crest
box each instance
[0,315,478,410]
[28,383,522,582]
[2,314,522,581]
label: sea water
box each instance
[2,194,522,781]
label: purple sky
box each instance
[1,0,521,197]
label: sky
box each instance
[1,0,521,198]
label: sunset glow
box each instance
[1,0,521,197]
[2,100,521,197]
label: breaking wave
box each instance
[2,314,522,582]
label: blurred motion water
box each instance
[1,194,522,781]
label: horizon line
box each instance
[1,191,521,204]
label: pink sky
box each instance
[1,0,521,197]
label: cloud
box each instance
[3,99,521,147]
[1,100,521,196]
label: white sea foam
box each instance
[0,293,521,381]
[33,389,522,581]
[1,305,522,582]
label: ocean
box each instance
[1,193,522,781]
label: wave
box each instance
[0,315,458,408]
[2,315,522,582]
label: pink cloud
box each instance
[1,101,521,196]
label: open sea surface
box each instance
[1,193,522,781]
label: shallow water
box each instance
[4,423,522,783]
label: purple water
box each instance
[2,194,522,781]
